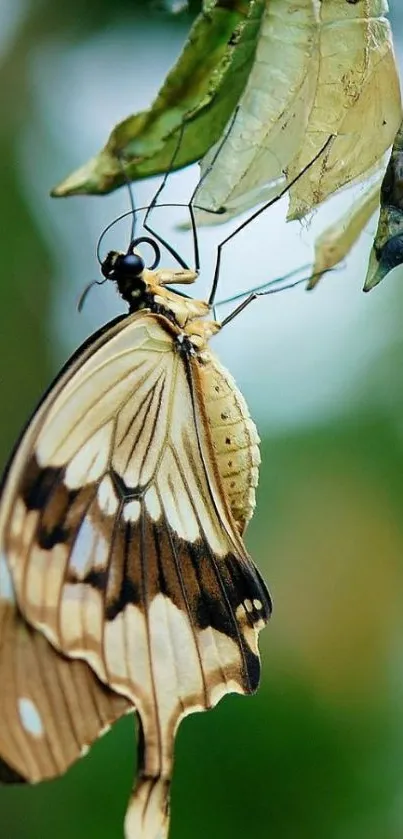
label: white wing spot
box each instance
[124,499,141,523]
[0,552,15,603]
[18,698,44,737]
[244,599,253,613]
[144,487,162,522]
[253,599,263,610]
[98,476,119,516]
[70,517,109,577]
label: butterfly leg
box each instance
[207,134,334,305]
[142,124,200,274]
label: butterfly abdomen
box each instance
[197,353,260,534]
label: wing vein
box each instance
[50,350,162,464]
[128,370,166,481]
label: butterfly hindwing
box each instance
[0,554,131,785]
[0,312,270,837]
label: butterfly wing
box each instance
[0,311,270,838]
[0,553,131,784]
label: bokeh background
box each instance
[1,1,403,837]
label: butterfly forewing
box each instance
[0,311,270,838]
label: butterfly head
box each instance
[100,237,220,348]
[101,235,164,307]
[101,250,146,281]
[101,248,146,303]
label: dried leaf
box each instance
[287,0,401,220]
[310,179,381,288]
[194,0,319,214]
[52,0,265,197]
[364,118,403,290]
[189,175,284,227]
[195,0,401,237]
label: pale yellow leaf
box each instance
[287,0,401,220]
[194,0,319,215]
[189,176,285,227]
[310,179,382,288]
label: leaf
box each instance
[195,0,401,232]
[194,0,320,215]
[364,118,403,291]
[287,0,401,220]
[52,0,265,197]
[310,178,382,289]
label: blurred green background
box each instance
[2,1,403,837]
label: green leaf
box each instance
[52,0,265,197]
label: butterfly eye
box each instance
[130,236,160,270]
[101,250,145,280]
[116,252,146,276]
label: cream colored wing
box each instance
[0,553,130,784]
[0,311,271,839]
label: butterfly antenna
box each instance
[117,153,137,242]
[95,114,239,274]
[96,203,197,267]
[77,279,107,312]
[207,134,335,306]
[96,210,131,266]
[95,159,138,266]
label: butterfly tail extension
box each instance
[125,716,171,839]
[125,775,171,839]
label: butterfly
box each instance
[0,232,271,838]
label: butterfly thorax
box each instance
[103,248,221,348]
